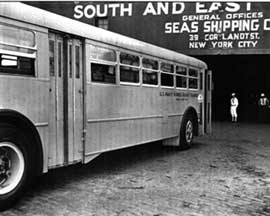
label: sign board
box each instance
[28,2,270,55]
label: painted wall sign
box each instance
[160,2,270,54]
[28,2,270,55]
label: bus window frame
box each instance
[119,51,140,86]
[89,43,117,85]
[160,61,175,89]
[90,59,117,85]
[141,56,159,88]
[49,39,55,77]
[0,50,37,78]
[0,54,36,77]
[187,67,199,91]
[199,71,203,90]
[0,22,37,49]
[0,23,37,78]
[75,44,81,79]
[175,64,188,90]
[89,44,116,63]
[87,41,203,91]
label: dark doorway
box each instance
[198,55,270,122]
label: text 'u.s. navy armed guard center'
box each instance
[29,2,270,122]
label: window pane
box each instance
[0,23,35,47]
[1,59,17,66]
[142,58,158,70]
[97,18,109,30]
[0,44,35,55]
[161,73,174,87]
[69,44,72,78]
[176,66,187,75]
[0,54,35,76]
[58,42,62,77]
[75,46,80,79]
[120,53,140,66]
[189,78,198,89]
[49,40,55,76]
[120,66,139,83]
[176,76,187,88]
[89,45,116,62]
[200,72,203,90]
[189,68,198,77]
[161,62,174,73]
[143,70,158,85]
[91,63,116,84]
[1,55,17,67]
[20,58,33,70]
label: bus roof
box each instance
[0,2,207,69]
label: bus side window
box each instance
[49,40,55,76]
[75,45,80,79]
[89,44,117,84]
[0,23,36,77]
[200,72,203,90]
[91,63,116,84]
[161,62,174,87]
[142,58,159,86]
[208,73,211,91]
[119,52,140,84]
[68,43,73,78]
[0,54,35,76]
[188,68,199,90]
[176,65,187,89]
[58,41,63,78]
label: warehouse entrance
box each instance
[199,55,270,122]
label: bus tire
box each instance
[179,113,195,150]
[0,124,33,211]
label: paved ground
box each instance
[2,122,270,216]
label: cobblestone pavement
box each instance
[2,122,270,216]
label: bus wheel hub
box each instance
[185,120,193,143]
[0,143,25,194]
[0,151,11,186]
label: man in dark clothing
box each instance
[258,93,269,123]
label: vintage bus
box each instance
[0,2,211,209]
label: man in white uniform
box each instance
[230,93,239,122]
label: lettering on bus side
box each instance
[160,91,198,98]
[160,91,189,97]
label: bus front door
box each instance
[66,38,84,164]
[49,33,83,166]
[49,34,64,166]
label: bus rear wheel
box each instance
[179,113,195,150]
[0,125,32,211]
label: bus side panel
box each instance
[84,84,199,155]
[0,78,50,168]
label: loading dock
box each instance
[199,55,270,122]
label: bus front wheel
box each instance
[0,125,32,211]
[179,113,195,150]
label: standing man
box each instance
[230,93,239,122]
[258,93,269,123]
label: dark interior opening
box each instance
[197,55,270,122]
